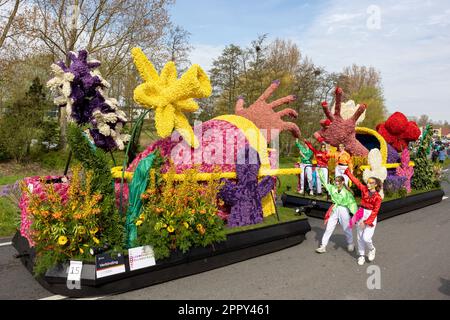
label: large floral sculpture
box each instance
[122,49,302,226]
[314,87,369,156]
[330,99,366,125]
[47,50,130,151]
[131,47,211,148]
[396,148,414,193]
[376,112,421,152]
[218,146,275,227]
[235,80,300,142]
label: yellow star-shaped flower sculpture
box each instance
[131,47,212,148]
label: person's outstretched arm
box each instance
[295,140,309,155]
[304,139,319,155]
[344,168,365,192]
[318,168,333,194]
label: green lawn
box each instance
[277,157,299,194]
[225,206,307,234]
[0,197,19,237]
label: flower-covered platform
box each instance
[281,189,445,221]
[12,208,310,298]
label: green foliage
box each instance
[0,197,19,237]
[398,187,408,198]
[38,119,60,152]
[26,166,105,276]
[137,166,226,260]
[67,123,124,249]
[0,77,53,162]
[412,124,436,190]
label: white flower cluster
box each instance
[331,100,366,125]
[91,109,131,150]
[363,148,387,198]
[46,63,75,121]
[47,54,131,150]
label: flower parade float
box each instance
[282,89,445,220]
[12,49,311,297]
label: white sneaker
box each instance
[347,244,355,252]
[315,245,326,253]
[357,256,365,265]
[368,247,376,262]
[298,189,304,194]
[309,190,314,196]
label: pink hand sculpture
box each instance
[235,80,300,142]
[396,148,414,193]
[314,87,369,156]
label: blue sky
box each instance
[170,0,450,122]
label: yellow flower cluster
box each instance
[131,47,212,148]
[26,165,104,260]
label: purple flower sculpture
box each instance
[387,143,400,164]
[218,146,275,227]
[47,50,130,151]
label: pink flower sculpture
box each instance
[235,80,300,142]
[395,148,414,193]
[313,87,369,156]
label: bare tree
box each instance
[164,25,192,69]
[338,64,382,98]
[21,0,174,148]
[0,0,22,50]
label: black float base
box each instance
[281,189,445,221]
[12,217,311,298]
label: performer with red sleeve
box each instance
[304,139,330,196]
[344,168,383,266]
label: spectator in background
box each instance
[432,147,439,163]
[439,146,447,164]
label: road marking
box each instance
[39,295,67,300]
[443,196,448,200]
[0,242,12,247]
[76,296,105,300]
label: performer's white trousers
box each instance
[316,167,328,194]
[356,209,377,256]
[335,165,349,186]
[321,206,353,246]
[299,163,313,191]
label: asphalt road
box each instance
[1,180,449,300]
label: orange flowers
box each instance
[52,211,63,219]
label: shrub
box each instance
[25,165,104,275]
[137,166,226,260]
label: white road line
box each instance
[76,296,105,300]
[39,295,67,300]
[0,242,12,247]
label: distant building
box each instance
[442,128,450,139]
[421,126,450,139]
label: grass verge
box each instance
[225,206,307,235]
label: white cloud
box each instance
[293,0,450,122]
[188,43,225,72]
